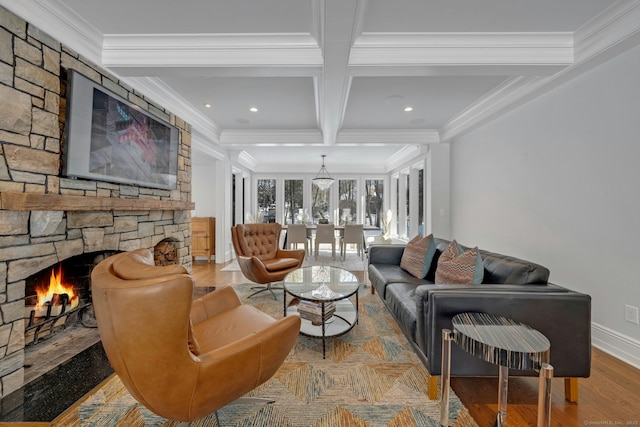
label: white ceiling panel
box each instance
[343,76,509,129]
[161,76,318,129]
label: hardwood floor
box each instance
[192,260,640,427]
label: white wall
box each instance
[427,144,451,239]
[192,162,218,218]
[450,44,640,367]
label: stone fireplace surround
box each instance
[0,7,195,397]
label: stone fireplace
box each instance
[0,7,194,397]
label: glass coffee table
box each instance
[283,266,359,359]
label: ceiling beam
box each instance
[101,33,323,68]
[317,0,364,145]
[350,32,575,66]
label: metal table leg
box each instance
[537,363,554,427]
[495,365,509,427]
[440,329,453,427]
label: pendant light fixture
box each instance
[312,155,334,190]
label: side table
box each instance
[440,312,553,427]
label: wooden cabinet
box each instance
[192,217,215,263]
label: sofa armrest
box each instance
[367,244,406,266]
[416,286,591,378]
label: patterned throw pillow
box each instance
[400,234,437,279]
[435,240,484,285]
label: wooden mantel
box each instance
[0,192,195,211]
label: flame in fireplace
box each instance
[35,265,79,310]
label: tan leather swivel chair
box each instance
[91,248,300,422]
[231,223,305,299]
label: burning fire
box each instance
[35,265,79,310]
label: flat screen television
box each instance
[63,70,179,190]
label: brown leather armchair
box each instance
[91,248,300,422]
[231,223,305,299]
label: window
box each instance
[257,178,276,223]
[284,179,304,224]
[338,179,357,225]
[311,185,330,224]
[365,179,383,228]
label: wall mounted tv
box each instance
[63,70,179,190]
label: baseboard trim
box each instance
[591,322,640,370]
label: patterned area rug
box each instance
[54,282,477,427]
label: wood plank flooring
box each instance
[194,259,640,427]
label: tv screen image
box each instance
[64,70,180,190]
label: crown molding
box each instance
[120,76,221,145]
[439,75,545,141]
[385,145,421,171]
[191,130,225,161]
[440,0,640,142]
[220,130,323,146]
[350,32,574,66]
[337,129,440,145]
[237,151,258,170]
[0,0,103,64]
[102,33,323,67]
[219,128,440,147]
[574,0,640,63]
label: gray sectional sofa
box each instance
[367,237,591,401]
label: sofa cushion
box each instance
[385,282,421,342]
[369,264,431,299]
[400,234,436,279]
[435,240,483,285]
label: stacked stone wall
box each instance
[0,6,193,396]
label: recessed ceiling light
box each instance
[203,103,211,108]
[249,106,259,112]
[404,106,413,112]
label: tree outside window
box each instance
[338,179,357,225]
[311,185,330,224]
[257,179,276,223]
[284,179,304,224]
[365,179,383,228]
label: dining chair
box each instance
[314,223,336,260]
[340,223,365,260]
[286,223,311,257]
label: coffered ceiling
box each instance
[3,0,640,173]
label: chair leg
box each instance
[248,282,283,300]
